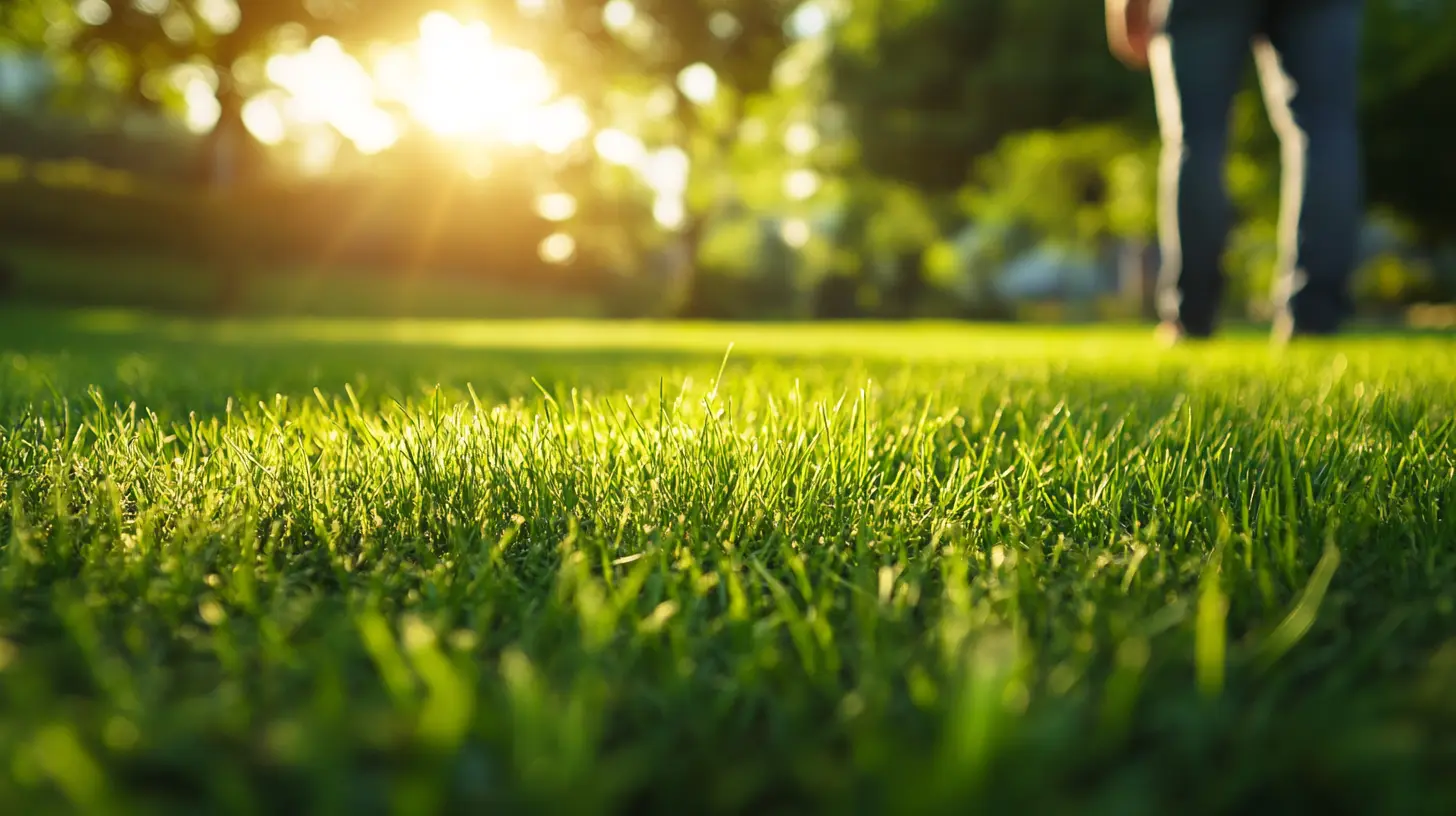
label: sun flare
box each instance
[250,12,590,161]
[231,11,690,232]
[406,12,554,139]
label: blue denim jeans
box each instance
[1150,0,1363,335]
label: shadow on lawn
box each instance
[1,305,1452,423]
[0,308,752,415]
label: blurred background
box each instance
[0,0,1453,324]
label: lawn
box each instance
[1,307,1454,814]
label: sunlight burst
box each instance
[407,12,555,140]
[240,12,590,163]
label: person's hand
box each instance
[1107,0,1154,70]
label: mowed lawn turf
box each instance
[1,308,1454,814]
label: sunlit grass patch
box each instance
[1,310,1454,813]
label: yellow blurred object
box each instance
[0,155,26,183]
[1354,251,1432,306]
[1018,301,1067,324]
[92,169,136,196]
[1408,303,1456,330]
[33,159,91,188]
[30,159,136,195]
[1095,295,1140,322]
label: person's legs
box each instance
[1256,0,1364,336]
[1149,0,1260,337]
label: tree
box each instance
[539,0,806,314]
[957,124,1156,314]
[65,1,376,188]
[1361,0,1456,242]
[827,0,1151,195]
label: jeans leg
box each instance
[1150,2,1259,336]
[1257,0,1364,334]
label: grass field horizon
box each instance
[2,308,1454,814]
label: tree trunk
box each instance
[886,249,927,318]
[671,82,745,318]
[673,213,713,316]
[201,78,257,315]
[199,62,268,189]
[0,253,15,301]
[1116,237,1159,320]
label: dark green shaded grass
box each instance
[1,307,1454,814]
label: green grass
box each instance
[1,307,1454,815]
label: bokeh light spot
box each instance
[539,233,577,264]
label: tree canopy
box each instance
[2,0,1456,316]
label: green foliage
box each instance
[0,0,59,49]
[1,314,1455,811]
[864,181,939,253]
[964,125,1158,253]
[822,0,1456,309]
[1355,250,1438,308]
[8,0,1456,318]
[828,0,1151,194]
[1361,0,1456,240]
